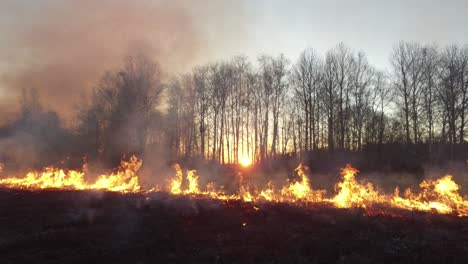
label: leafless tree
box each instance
[437,45,468,144]
[291,49,323,151]
[349,52,374,150]
[77,54,163,162]
[391,42,424,144]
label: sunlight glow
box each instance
[239,155,252,167]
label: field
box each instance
[0,188,467,263]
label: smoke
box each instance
[0,0,248,122]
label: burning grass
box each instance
[1,157,467,217]
[0,156,142,193]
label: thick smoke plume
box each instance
[0,0,246,122]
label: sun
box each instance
[239,155,252,167]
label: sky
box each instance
[241,0,468,70]
[1,0,468,121]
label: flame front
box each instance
[1,158,467,217]
[0,156,142,193]
[331,164,385,208]
[280,164,324,202]
[391,175,468,216]
[165,163,468,217]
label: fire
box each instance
[90,156,142,192]
[0,168,87,190]
[0,156,142,193]
[186,170,200,194]
[239,173,254,202]
[331,164,385,208]
[391,175,468,216]
[167,164,238,200]
[170,164,184,194]
[259,181,275,201]
[164,163,467,217]
[280,164,324,202]
[1,157,467,217]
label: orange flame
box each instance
[1,158,467,217]
[0,156,142,193]
[331,164,385,208]
[280,164,324,202]
[392,175,468,216]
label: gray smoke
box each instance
[0,0,248,123]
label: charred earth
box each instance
[0,188,467,263]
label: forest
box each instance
[0,41,467,172]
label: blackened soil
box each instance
[0,188,467,263]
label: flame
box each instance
[164,162,468,217]
[280,164,324,202]
[238,172,254,201]
[168,165,237,200]
[391,175,468,216]
[259,181,275,201]
[0,156,142,193]
[186,170,200,194]
[331,164,385,208]
[1,158,467,217]
[0,168,87,190]
[170,164,184,194]
[90,156,141,192]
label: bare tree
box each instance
[77,54,163,162]
[291,49,323,151]
[349,52,374,150]
[20,87,42,118]
[391,42,424,144]
[208,62,234,163]
[331,43,353,150]
[193,66,210,158]
[269,54,289,156]
[373,71,391,146]
[322,51,338,151]
[437,45,468,145]
[420,45,439,153]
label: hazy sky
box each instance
[1,0,468,120]
[239,0,468,70]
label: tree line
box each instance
[163,42,467,164]
[1,42,467,169]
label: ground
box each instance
[0,188,467,263]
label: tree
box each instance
[20,87,42,118]
[269,54,289,156]
[420,45,439,151]
[391,42,424,144]
[193,66,211,158]
[437,45,468,145]
[322,50,338,151]
[77,54,163,163]
[331,43,353,150]
[349,52,374,150]
[291,48,323,152]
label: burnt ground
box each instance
[0,189,467,263]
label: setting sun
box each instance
[239,155,252,167]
